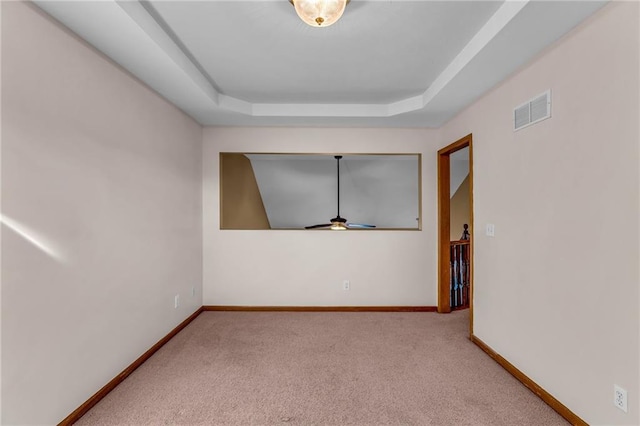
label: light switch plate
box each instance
[486,224,495,237]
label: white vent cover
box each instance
[513,90,551,131]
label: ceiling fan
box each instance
[305,156,376,230]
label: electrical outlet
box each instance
[174,294,180,309]
[191,286,196,297]
[614,385,628,413]
[343,280,350,291]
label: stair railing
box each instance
[450,224,470,309]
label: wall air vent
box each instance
[513,90,551,131]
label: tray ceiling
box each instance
[34,0,607,127]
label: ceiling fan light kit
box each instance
[330,222,347,230]
[289,0,349,28]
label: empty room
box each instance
[1,1,639,425]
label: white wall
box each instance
[1,3,202,424]
[203,127,441,306]
[440,2,639,425]
[0,1,4,419]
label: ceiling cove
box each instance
[34,1,607,127]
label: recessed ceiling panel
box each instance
[149,0,504,104]
[34,0,607,127]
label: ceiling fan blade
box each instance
[346,223,376,229]
[305,223,332,229]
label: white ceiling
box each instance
[149,1,502,104]
[34,0,607,128]
[246,154,420,228]
[450,147,469,196]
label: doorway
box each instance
[437,134,474,336]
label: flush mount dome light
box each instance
[289,0,349,28]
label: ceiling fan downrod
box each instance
[334,155,343,222]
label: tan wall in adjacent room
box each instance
[220,153,270,229]
[449,174,470,241]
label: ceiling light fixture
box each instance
[330,221,347,231]
[289,0,349,28]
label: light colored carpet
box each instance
[77,310,567,425]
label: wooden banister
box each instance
[450,225,471,310]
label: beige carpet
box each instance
[77,310,567,425]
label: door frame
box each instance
[437,133,474,336]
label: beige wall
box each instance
[1,3,203,424]
[203,127,440,307]
[440,2,639,424]
[2,1,638,425]
[450,174,470,241]
[220,153,270,229]
[0,2,4,419]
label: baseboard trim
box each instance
[59,307,204,425]
[203,305,437,312]
[470,335,587,426]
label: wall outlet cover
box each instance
[614,385,628,413]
